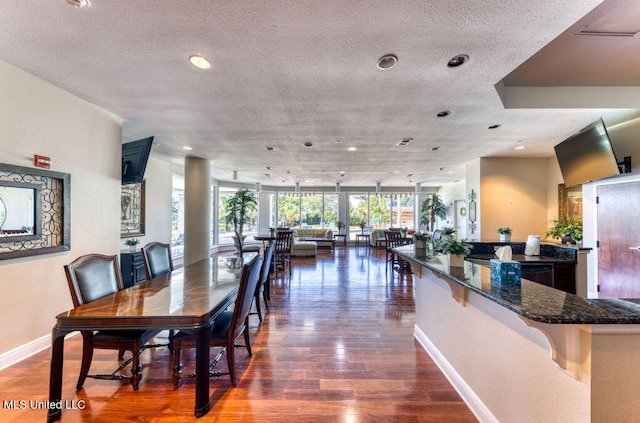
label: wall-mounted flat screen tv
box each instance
[122,136,153,185]
[554,119,619,187]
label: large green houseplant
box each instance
[223,188,257,254]
[420,192,447,232]
[546,218,583,244]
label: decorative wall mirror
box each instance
[468,189,477,234]
[0,163,70,260]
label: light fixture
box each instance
[515,146,526,150]
[339,171,346,177]
[431,146,441,151]
[436,111,450,117]
[66,0,90,8]
[304,142,313,148]
[335,182,341,192]
[447,54,469,68]
[266,146,274,151]
[398,138,413,146]
[377,54,398,70]
[376,182,381,193]
[188,54,211,70]
[255,182,261,192]
[348,147,357,151]
[182,146,193,151]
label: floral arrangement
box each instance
[358,220,366,230]
[336,221,346,229]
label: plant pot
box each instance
[499,234,511,242]
[414,240,427,256]
[128,245,136,252]
[449,254,465,267]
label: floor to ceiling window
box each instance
[218,187,258,246]
[348,194,369,239]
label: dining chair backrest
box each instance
[229,254,263,339]
[275,230,292,253]
[64,254,123,307]
[261,241,276,283]
[388,227,401,232]
[384,230,403,249]
[141,242,174,279]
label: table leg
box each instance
[47,328,67,422]
[194,324,212,418]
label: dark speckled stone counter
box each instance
[395,245,640,324]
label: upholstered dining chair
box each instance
[171,254,263,388]
[253,241,275,322]
[141,242,176,351]
[274,230,292,278]
[64,254,161,390]
[141,242,174,280]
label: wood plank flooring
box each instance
[0,246,477,422]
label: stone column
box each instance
[184,156,211,266]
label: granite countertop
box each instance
[466,253,572,264]
[395,245,640,325]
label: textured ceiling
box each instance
[1,0,639,189]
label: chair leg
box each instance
[172,340,182,389]
[76,331,94,390]
[118,349,125,359]
[263,277,270,309]
[254,289,263,322]
[243,319,253,357]
[226,338,237,387]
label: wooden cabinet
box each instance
[553,263,576,294]
[120,250,147,289]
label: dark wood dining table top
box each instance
[55,254,257,331]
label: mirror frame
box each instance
[0,163,70,260]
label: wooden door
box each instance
[597,181,640,298]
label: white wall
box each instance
[0,60,123,362]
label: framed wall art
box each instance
[121,181,145,238]
[558,183,582,221]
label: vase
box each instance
[449,254,465,267]
[500,234,511,242]
[414,240,427,256]
[129,245,136,252]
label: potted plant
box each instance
[497,226,512,242]
[546,218,583,244]
[440,226,456,238]
[223,188,258,255]
[358,220,367,234]
[124,238,140,252]
[412,231,432,255]
[440,237,473,267]
[420,193,448,232]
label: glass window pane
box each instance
[301,193,323,229]
[277,192,300,228]
[370,194,390,230]
[324,194,338,231]
[349,194,369,239]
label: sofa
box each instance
[290,228,334,257]
[369,228,415,247]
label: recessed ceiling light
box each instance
[447,54,469,68]
[66,0,90,8]
[436,111,450,117]
[182,146,192,151]
[348,147,357,151]
[447,171,454,174]
[488,124,501,129]
[406,173,413,177]
[188,54,211,70]
[439,167,445,171]
[515,146,526,150]
[266,146,274,151]
[431,146,441,151]
[393,170,400,174]
[377,54,398,70]
[303,142,313,148]
[398,138,413,146]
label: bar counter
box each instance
[394,245,640,423]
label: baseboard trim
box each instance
[0,332,80,371]
[414,325,498,423]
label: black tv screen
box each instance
[122,136,153,185]
[554,119,619,187]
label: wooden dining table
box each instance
[47,253,258,422]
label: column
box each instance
[184,156,211,266]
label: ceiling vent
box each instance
[398,138,413,146]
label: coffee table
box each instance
[305,237,335,254]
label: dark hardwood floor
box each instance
[0,246,477,422]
